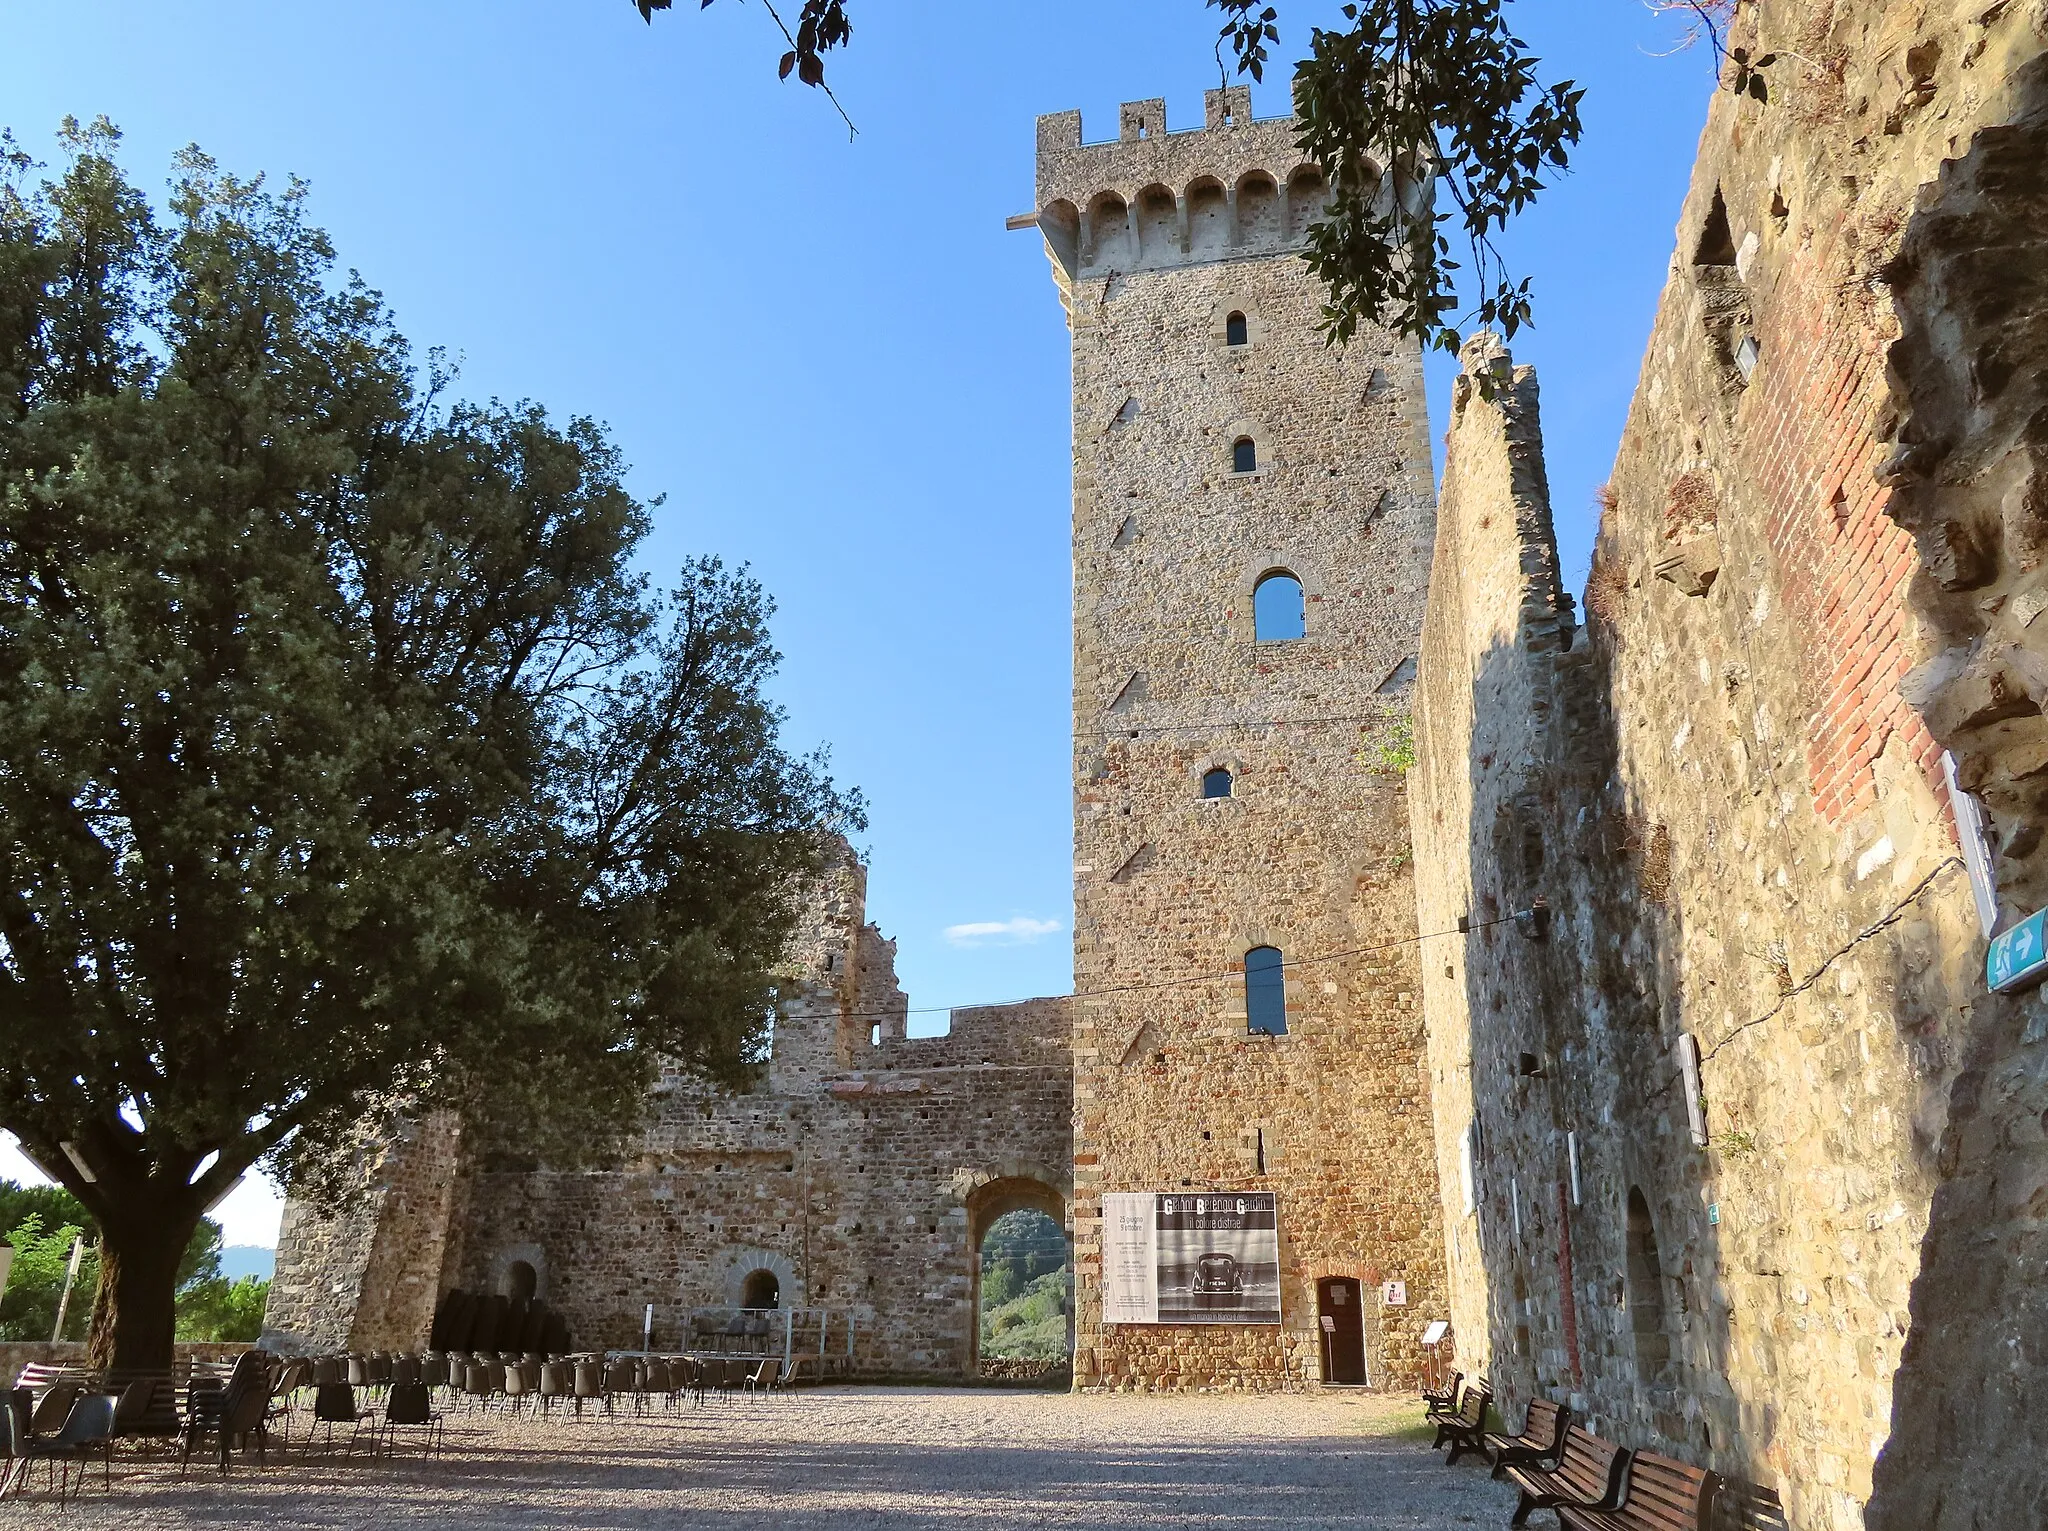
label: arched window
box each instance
[741,1268,781,1311]
[1245,946,1286,1035]
[1202,767,1233,799]
[1253,571,1305,642]
[1625,1188,1671,1374]
[1226,311,1249,346]
[1232,436,1258,473]
[503,1259,537,1303]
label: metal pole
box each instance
[50,1237,85,1343]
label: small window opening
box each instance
[1226,311,1249,347]
[1693,187,1738,267]
[1202,767,1233,799]
[1625,1188,1671,1374]
[503,1259,537,1303]
[1253,571,1305,642]
[741,1268,781,1310]
[1231,436,1257,474]
[1255,1127,1266,1174]
[1245,946,1287,1036]
[870,1023,881,1046]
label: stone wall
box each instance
[267,846,1073,1381]
[1413,4,2048,1524]
[263,1109,467,1355]
[1032,89,1446,1392]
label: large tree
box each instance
[0,120,859,1371]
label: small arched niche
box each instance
[1039,199,1080,277]
[1226,311,1249,347]
[741,1268,782,1311]
[1085,191,1132,269]
[1253,570,1305,642]
[1188,176,1229,256]
[1136,184,1179,264]
[503,1259,538,1303]
[1286,166,1328,239]
[1202,766,1234,799]
[1237,171,1281,245]
[1232,436,1259,474]
[1625,1187,1672,1375]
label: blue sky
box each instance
[0,1,1716,1242]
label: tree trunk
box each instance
[85,1206,201,1373]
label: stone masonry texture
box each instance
[1033,88,1446,1393]
[1413,6,2048,1527]
[269,843,1074,1380]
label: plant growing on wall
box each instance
[0,121,861,1372]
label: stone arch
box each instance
[957,1170,1071,1367]
[1084,191,1131,270]
[1135,183,1180,264]
[710,1244,801,1310]
[1236,170,1281,246]
[1210,292,1264,349]
[1286,164,1329,239]
[1219,414,1272,477]
[1187,175,1229,256]
[1038,198,1080,278]
[1231,549,1327,643]
[1624,1187,1672,1376]
[1190,750,1247,799]
[486,1242,548,1304]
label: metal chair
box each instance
[537,1361,573,1419]
[12,1392,117,1503]
[377,1383,445,1459]
[572,1358,604,1419]
[298,1382,374,1458]
[27,1383,81,1440]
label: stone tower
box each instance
[1028,87,1446,1389]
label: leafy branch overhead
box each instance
[1213,0,1584,353]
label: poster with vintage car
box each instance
[1100,1190,1281,1325]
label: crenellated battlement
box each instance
[1030,87,1335,281]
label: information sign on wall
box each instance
[1987,907,2048,994]
[1100,1191,1282,1325]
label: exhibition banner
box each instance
[1100,1190,1281,1325]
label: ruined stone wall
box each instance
[1033,88,1445,1391]
[1413,5,2048,1524]
[268,849,1072,1380]
[264,1109,467,1354]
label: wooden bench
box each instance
[1557,1448,1719,1531]
[1502,1424,1628,1527]
[1423,1368,1463,1419]
[1429,1376,1491,1465]
[1712,1478,1787,1531]
[1486,1396,1570,1477]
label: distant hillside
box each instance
[219,1246,275,1283]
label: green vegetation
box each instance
[1378,717,1417,775]
[0,120,855,1370]
[978,1210,1071,1361]
[0,1180,266,1342]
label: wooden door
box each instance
[1317,1277,1367,1385]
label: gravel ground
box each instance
[0,1386,1524,1529]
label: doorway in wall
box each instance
[1317,1277,1368,1385]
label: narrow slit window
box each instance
[1253,571,1304,642]
[1202,767,1233,799]
[1226,311,1249,347]
[1232,437,1257,473]
[1245,946,1286,1035]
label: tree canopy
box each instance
[0,118,860,1368]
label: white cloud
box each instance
[943,916,1062,948]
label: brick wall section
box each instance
[1032,89,1445,1392]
